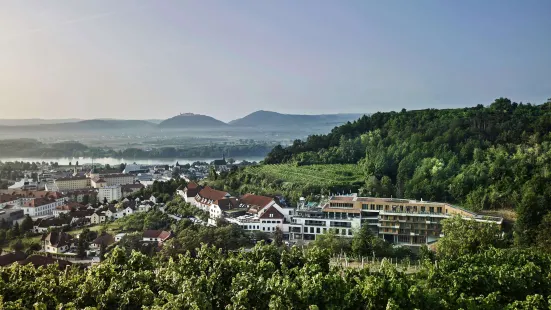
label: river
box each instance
[0,156,265,166]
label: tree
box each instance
[76,161,79,167]
[69,162,72,167]
[311,229,351,256]
[535,212,551,253]
[274,226,284,247]
[99,242,107,261]
[12,222,20,237]
[351,225,374,257]
[10,239,24,252]
[437,216,502,258]
[103,197,108,204]
[20,215,34,232]
[83,195,90,205]
[119,163,126,172]
[77,234,87,259]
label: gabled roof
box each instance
[92,233,115,246]
[143,230,172,241]
[259,205,284,219]
[196,186,228,202]
[214,197,239,211]
[36,217,72,228]
[184,182,202,197]
[68,209,94,218]
[41,231,72,247]
[240,194,275,211]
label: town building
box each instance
[0,209,25,226]
[90,211,107,225]
[178,182,202,204]
[192,186,230,211]
[54,176,91,191]
[121,183,144,196]
[222,194,292,233]
[98,186,122,203]
[90,233,115,251]
[41,231,73,253]
[142,230,172,244]
[20,197,66,217]
[33,216,72,233]
[289,194,503,247]
[97,174,135,187]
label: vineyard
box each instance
[216,164,365,203]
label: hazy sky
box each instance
[0,1,550,121]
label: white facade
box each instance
[98,186,122,203]
[102,174,135,186]
[21,199,66,217]
[90,212,106,224]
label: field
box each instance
[228,164,365,202]
[246,164,364,187]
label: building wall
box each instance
[104,176,135,186]
[21,199,65,217]
[98,187,122,203]
[55,178,90,191]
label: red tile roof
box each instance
[240,194,274,209]
[41,231,72,247]
[0,251,27,266]
[196,186,228,202]
[143,230,172,241]
[214,198,239,211]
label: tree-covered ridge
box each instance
[248,98,551,246]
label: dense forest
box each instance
[214,98,551,246]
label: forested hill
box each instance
[248,98,551,244]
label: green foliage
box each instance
[351,225,374,257]
[214,164,364,203]
[536,213,551,253]
[20,215,34,232]
[437,216,503,258]
[117,210,170,232]
[1,244,550,309]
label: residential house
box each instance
[42,231,73,253]
[90,233,115,251]
[90,211,107,225]
[138,200,155,213]
[149,195,157,204]
[192,186,229,211]
[208,197,240,226]
[142,230,172,244]
[53,202,83,217]
[104,205,124,220]
[178,182,202,204]
[121,183,144,197]
[224,194,289,234]
[33,216,72,233]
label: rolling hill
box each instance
[229,110,365,128]
[0,119,155,132]
[157,113,228,128]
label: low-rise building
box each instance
[0,209,25,226]
[121,183,144,196]
[90,211,107,225]
[178,182,202,204]
[41,231,73,253]
[142,230,172,244]
[289,194,503,246]
[33,216,72,233]
[20,197,65,217]
[192,186,229,211]
[90,233,115,250]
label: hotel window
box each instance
[437,207,442,213]
[421,206,426,212]
[371,204,375,210]
[316,228,320,234]
[429,207,434,213]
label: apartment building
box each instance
[289,194,502,247]
[100,174,135,186]
[54,176,90,191]
[20,197,66,217]
[98,186,122,203]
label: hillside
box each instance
[158,113,228,128]
[0,119,155,132]
[218,98,551,246]
[0,119,82,126]
[229,110,365,128]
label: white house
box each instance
[142,230,172,244]
[178,183,202,204]
[20,197,66,217]
[208,197,240,226]
[90,212,107,225]
[90,233,115,251]
[138,201,154,213]
[115,233,126,242]
[42,231,72,254]
[149,195,157,204]
[223,194,290,234]
[193,186,230,211]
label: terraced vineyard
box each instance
[218,164,365,203]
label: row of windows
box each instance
[261,220,280,224]
[330,203,354,208]
[362,203,445,214]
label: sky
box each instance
[0,0,550,121]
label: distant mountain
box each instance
[158,113,228,128]
[0,119,155,131]
[229,110,366,128]
[0,119,82,126]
